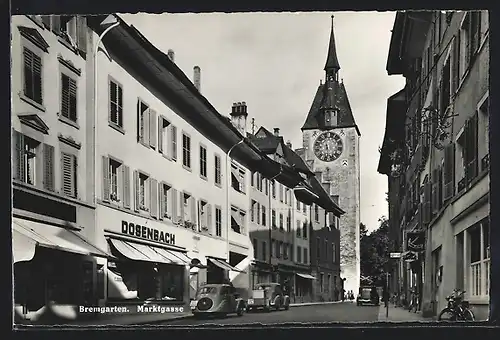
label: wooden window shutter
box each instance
[133,170,140,211]
[42,144,55,191]
[472,12,481,54]
[13,131,25,181]
[122,165,131,208]
[150,178,158,218]
[102,156,110,202]
[179,192,185,224]
[465,14,471,66]
[197,200,201,229]
[149,109,157,148]
[443,143,455,201]
[438,166,444,209]
[451,36,459,93]
[431,168,439,214]
[423,181,432,224]
[171,188,178,221]
[170,125,177,160]
[207,204,212,231]
[191,197,197,225]
[136,100,141,142]
[76,16,87,54]
[144,108,150,146]
[158,117,163,154]
[159,182,165,220]
[467,112,478,182]
[61,152,76,198]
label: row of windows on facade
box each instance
[250,200,310,238]
[13,131,78,198]
[250,171,309,210]
[405,11,486,156]
[401,95,488,227]
[252,238,308,265]
[102,155,227,237]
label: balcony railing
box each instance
[481,154,489,172]
[458,177,467,192]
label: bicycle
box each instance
[437,289,475,321]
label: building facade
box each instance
[11,15,112,323]
[379,10,490,320]
[300,16,361,295]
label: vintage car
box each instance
[190,284,246,317]
[246,283,290,312]
[357,286,380,306]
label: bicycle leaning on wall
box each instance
[437,289,475,321]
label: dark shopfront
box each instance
[294,272,315,303]
[106,237,191,306]
[13,218,113,323]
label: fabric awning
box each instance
[208,257,245,273]
[109,238,190,266]
[296,273,316,280]
[153,247,190,265]
[12,218,114,263]
[109,238,152,262]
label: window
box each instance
[279,213,284,231]
[262,241,267,261]
[160,183,172,220]
[230,162,246,193]
[264,178,268,195]
[23,47,43,105]
[277,241,282,259]
[332,243,336,263]
[457,113,478,187]
[441,58,451,115]
[272,180,276,198]
[198,200,211,232]
[296,220,301,237]
[182,133,191,169]
[13,133,40,186]
[138,172,149,211]
[469,219,489,298]
[214,154,222,186]
[303,247,308,264]
[261,206,266,226]
[320,273,324,292]
[170,125,177,161]
[297,246,302,263]
[256,203,261,224]
[253,239,258,259]
[286,212,291,232]
[303,221,308,239]
[297,199,300,211]
[327,274,331,292]
[109,79,123,128]
[279,184,283,202]
[215,207,222,237]
[303,203,307,214]
[314,204,319,222]
[316,237,321,259]
[61,152,78,198]
[60,73,77,122]
[283,243,288,259]
[181,192,196,225]
[272,209,276,228]
[251,200,257,223]
[284,188,288,204]
[109,159,122,202]
[158,117,171,157]
[199,144,207,178]
[230,206,245,234]
[103,157,130,207]
[137,100,157,148]
[324,240,328,259]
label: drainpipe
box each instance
[226,139,244,264]
[268,165,284,281]
[92,15,119,307]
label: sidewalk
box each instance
[290,300,346,307]
[377,305,433,322]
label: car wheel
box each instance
[246,307,252,313]
[264,305,271,313]
[284,304,289,311]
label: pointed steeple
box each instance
[324,15,341,76]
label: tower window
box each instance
[325,111,331,126]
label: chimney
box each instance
[230,102,248,136]
[167,49,175,62]
[193,66,201,91]
[286,140,292,148]
[274,128,280,137]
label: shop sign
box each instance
[406,231,425,252]
[121,220,175,245]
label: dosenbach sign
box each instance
[121,220,175,245]
[406,231,425,252]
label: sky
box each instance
[122,11,405,233]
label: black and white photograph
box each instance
[10,9,491,327]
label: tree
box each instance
[360,217,394,286]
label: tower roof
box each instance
[324,15,341,72]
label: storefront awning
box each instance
[12,218,114,263]
[208,257,245,273]
[296,273,316,280]
[109,238,190,266]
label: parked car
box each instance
[190,284,246,317]
[246,283,290,312]
[357,286,380,306]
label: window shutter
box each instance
[451,36,459,92]
[69,77,77,121]
[423,181,430,224]
[42,144,55,191]
[158,117,163,154]
[207,204,212,232]
[472,12,481,54]
[102,156,110,202]
[122,165,130,208]
[170,125,177,160]
[144,108,150,146]
[465,15,471,66]
[467,112,478,183]
[51,15,61,33]
[171,188,178,221]
[61,74,70,118]
[179,192,185,224]
[438,166,444,209]
[149,109,157,148]
[159,183,165,220]
[443,143,455,201]
[136,100,141,142]
[76,16,87,54]
[431,168,439,215]
[13,131,25,181]
[61,152,76,197]
[197,200,202,229]
[150,178,158,218]
[191,197,197,226]
[133,170,140,211]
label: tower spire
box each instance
[324,14,341,77]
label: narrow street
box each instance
[157,302,380,325]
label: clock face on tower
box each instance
[313,131,343,162]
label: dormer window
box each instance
[325,109,337,126]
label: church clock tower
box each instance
[301,15,361,295]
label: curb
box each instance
[290,301,346,307]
